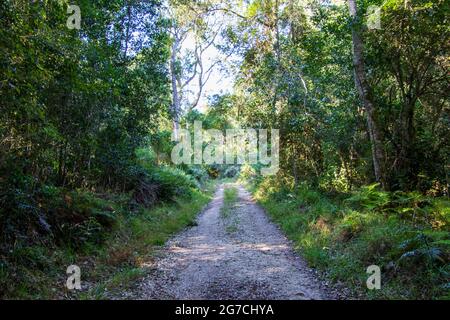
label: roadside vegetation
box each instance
[79,184,215,300]
[221,186,239,219]
[0,167,215,299]
[221,185,240,234]
[244,174,449,300]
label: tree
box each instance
[347,0,387,188]
[167,1,229,140]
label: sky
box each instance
[179,9,239,113]
[183,35,236,112]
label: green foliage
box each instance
[252,176,449,299]
[0,0,171,192]
[239,163,257,181]
[184,165,210,183]
[0,0,448,301]
[398,232,449,265]
[136,148,158,170]
[345,184,390,211]
[0,185,213,299]
[53,191,118,248]
[224,0,448,193]
[150,166,199,200]
[0,0,182,298]
[223,166,240,179]
[345,184,447,228]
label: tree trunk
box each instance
[398,95,417,186]
[170,36,180,141]
[348,0,387,189]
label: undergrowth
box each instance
[249,176,449,300]
[0,177,216,299]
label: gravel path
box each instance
[133,183,335,300]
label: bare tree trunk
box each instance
[348,0,387,189]
[170,36,180,141]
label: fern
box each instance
[345,183,390,211]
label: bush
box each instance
[47,191,118,248]
[129,163,205,208]
[239,163,257,180]
[185,165,209,183]
[252,176,450,299]
[223,166,240,178]
[136,147,157,170]
[0,176,52,247]
[132,179,159,208]
[150,166,199,200]
[345,183,390,211]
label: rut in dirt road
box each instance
[134,184,334,300]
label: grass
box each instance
[221,185,238,218]
[220,185,240,234]
[247,177,450,300]
[0,181,216,299]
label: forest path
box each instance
[130,183,334,300]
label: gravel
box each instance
[127,184,340,300]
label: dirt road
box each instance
[133,184,335,300]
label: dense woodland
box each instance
[0,0,448,299]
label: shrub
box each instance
[345,183,390,211]
[150,166,199,200]
[185,165,209,183]
[132,179,159,208]
[252,176,450,299]
[135,147,157,170]
[223,166,240,178]
[0,176,51,247]
[47,191,118,248]
[239,163,257,180]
